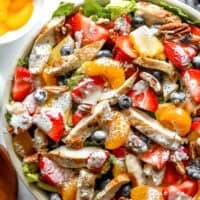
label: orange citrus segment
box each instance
[105,111,130,150]
[42,68,57,86]
[61,181,77,200]
[6,1,33,30]
[83,58,125,89]
[187,131,200,142]
[9,0,28,12]
[131,185,164,200]
[0,23,8,36]
[155,103,192,137]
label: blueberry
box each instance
[96,50,113,59]
[151,71,163,82]
[170,91,186,104]
[91,130,107,145]
[49,193,61,200]
[56,75,67,86]
[192,56,200,69]
[118,183,132,197]
[118,95,132,109]
[34,88,47,103]
[181,34,192,43]
[96,177,111,190]
[60,45,73,56]
[132,16,145,27]
[186,158,200,179]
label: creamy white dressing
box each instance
[29,43,52,74]
[10,112,32,133]
[22,93,37,114]
[87,151,107,169]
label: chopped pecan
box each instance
[189,141,197,160]
[159,22,191,40]
[175,160,186,175]
[196,138,200,156]
[54,21,72,44]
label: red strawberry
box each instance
[72,104,92,125]
[191,118,200,134]
[67,12,109,46]
[181,69,200,103]
[71,76,105,104]
[33,109,64,143]
[39,156,68,185]
[190,25,200,36]
[112,147,127,158]
[163,40,197,69]
[127,84,158,112]
[115,35,136,60]
[140,145,170,170]
[86,151,109,173]
[12,67,33,101]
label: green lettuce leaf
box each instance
[106,0,136,20]
[147,0,200,25]
[53,2,74,17]
[17,56,29,67]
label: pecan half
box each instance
[159,22,191,40]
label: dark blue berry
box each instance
[151,71,163,82]
[34,88,47,103]
[170,91,186,103]
[49,193,61,200]
[91,130,107,145]
[118,183,132,197]
[118,95,132,109]
[96,177,111,190]
[132,16,145,27]
[56,75,67,86]
[192,56,200,69]
[186,158,200,179]
[96,50,113,59]
[60,45,73,56]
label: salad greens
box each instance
[148,0,200,25]
[17,56,29,67]
[22,163,39,183]
[53,2,74,17]
[83,0,136,20]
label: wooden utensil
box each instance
[0,144,17,200]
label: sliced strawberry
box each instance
[163,40,197,69]
[127,85,158,112]
[181,69,200,103]
[12,67,33,101]
[190,25,200,36]
[115,35,136,59]
[67,12,109,45]
[163,162,181,185]
[191,118,200,134]
[72,104,92,125]
[33,109,64,143]
[140,145,170,170]
[86,151,109,173]
[163,178,198,199]
[71,76,105,104]
[112,147,127,158]
[39,156,68,185]
[114,48,133,63]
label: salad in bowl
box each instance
[3,0,200,199]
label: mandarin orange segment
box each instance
[155,103,192,137]
[42,69,57,86]
[112,159,127,177]
[0,23,8,36]
[8,0,28,12]
[6,1,33,30]
[131,185,164,200]
[83,58,125,89]
[105,111,130,150]
[187,131,200,142]
[61,180,77,200]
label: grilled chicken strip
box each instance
[134,57,175,80]
[76,169,96,200]
[95,174,130,200]
[123,108,184,150]
[99,68,138,105]
[125,154,146,185]
[29,17,64,74]
[63,101,111,149]
[43,146,105,168]
[135,2,181,26]
[44,39,105,75]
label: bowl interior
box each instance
[1,0,200,199]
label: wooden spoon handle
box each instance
[0,144,17,200]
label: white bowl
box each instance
[0,0,44,44]
[1,0,200,199]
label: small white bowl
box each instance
[0,0,44,44]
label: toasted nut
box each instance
[175,161,186,175]
[43,85,68,94]
[23,153,39,163]
[189,141,197,160]
[7,125,14,134]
